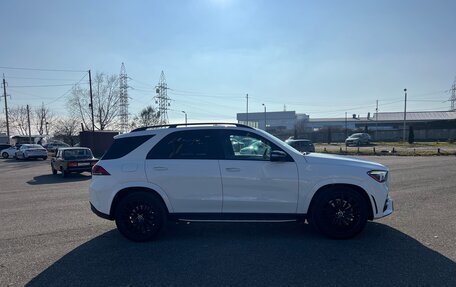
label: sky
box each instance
[1,0,455,125]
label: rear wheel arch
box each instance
[308,183,374,220]
[110,187,170,218]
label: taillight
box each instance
[68,162,77,167]
[92,165,110,175]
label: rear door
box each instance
[145,130,223,213]
[219,130,299,214]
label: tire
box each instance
[61,168,67,178]
[309,187,368,239]
[115,192,166,242]
[42,157,48,160]
[2,152,8,159]
[51,164,57,175]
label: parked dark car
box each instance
[51,147,98,177]
[285,139,315,153]
[345,133,371,146]
[44,142,70,154]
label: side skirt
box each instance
[168,213,307,222]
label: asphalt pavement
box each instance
[0,156,455,287]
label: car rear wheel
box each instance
[2,152,8,159]
[115,192,166,242]
[60,167,67,178]
[309,187,368,239]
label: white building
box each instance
[237,111,309,130]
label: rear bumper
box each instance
[25,155,47,158]
[90,203,113,220]
[67,166,92,172]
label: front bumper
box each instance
[379,196,394,218]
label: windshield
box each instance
[63,149,93,160]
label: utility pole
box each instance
[345,112,347,138]
[26,105,31,144]
[262,103,267,130]
[450,77,456,111]
[375,100,378,141]
[246,93,249,126]
[88,70,94,132]
[155,71,171,125]
[119,63,129,133]
[181,111,187,125]
[403,88,407,142]
[2,74,10,143]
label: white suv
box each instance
[90,123,393,241]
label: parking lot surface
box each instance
[1,156,455,286]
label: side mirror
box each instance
[270,150,287,162]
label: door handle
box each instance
[153,166,168,171]
[225,167,240,172]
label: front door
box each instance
[219,130,299,214]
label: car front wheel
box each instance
[115,192,166,242]
[51,164,57,175]
[309,187,368,239]
[2,152,8,159]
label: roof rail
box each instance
[131,122,253,132]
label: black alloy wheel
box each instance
[115,192,166,242]
[310,188,368,239]
[2,152,8,159]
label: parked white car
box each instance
[90,123,393,242]
[1,146,17,159]
[15,144,48,160]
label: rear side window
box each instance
[147,130,221,160]
[102,135,154,160]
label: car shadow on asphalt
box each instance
[26,173,91,185]
[26,222,456,287]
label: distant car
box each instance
[1,145,16,159]
[15,144,48,160]
[285,139,315,153]
[44,142,70,153]
[239,140,269,156]
[345,133,371,146]
[0,144,12,151]
[51,147,98,177]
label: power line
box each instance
[0,66,86,73]
[8,83,80,88]
[43,73,88,105]
[6,76,82,81]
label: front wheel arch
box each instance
[110,187,169,219]
[308,184,374,221]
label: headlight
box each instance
[368,170,388,183]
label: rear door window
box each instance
[147,130,221,160]
[102,135,154,160]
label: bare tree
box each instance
[131,106,160,129]
[53,118,80,146]
[34,102,55,135]
[9,106,29,135]
[68,72,120,131]
[0,116,6,133]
